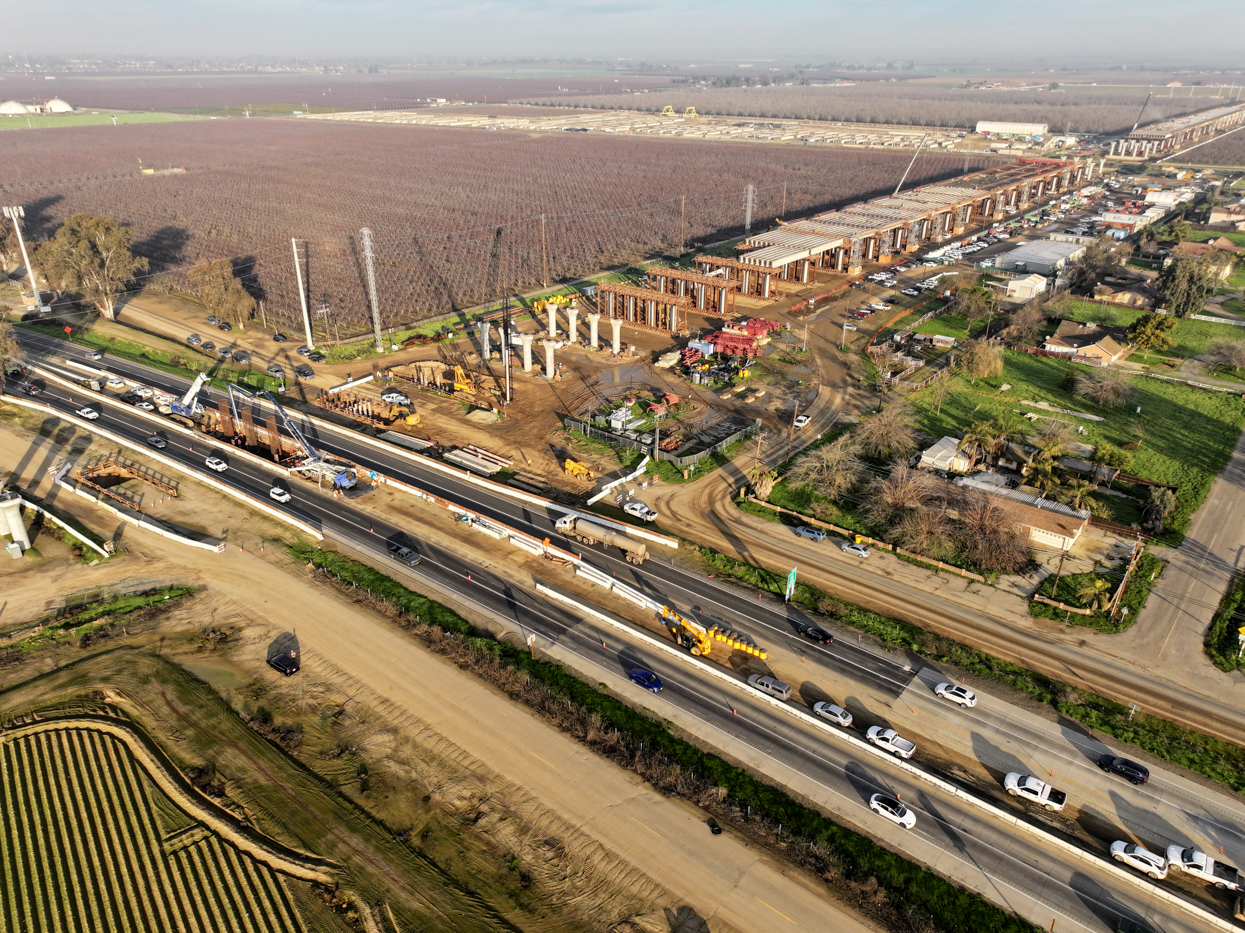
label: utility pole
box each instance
[540,214,548,287]
[360,227,384,352]
[3,206,45,314]
[291,238,314,350]
[744,184,756,235]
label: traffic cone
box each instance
[468,574,472,582]
[369,525,374,534]
[732,708,737,716]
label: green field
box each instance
[1188,229,1245,249]
[909,351,1245,539]
[1054,299,1245,361]
[0,722,306,932]
[0,112,203,131]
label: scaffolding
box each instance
[595,283,693,335]
[645,267,741,317]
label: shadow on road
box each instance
[970,731,1029,784]
[1108,789,1191,852]
[844,760,885,805]
[1071,870,1162,933]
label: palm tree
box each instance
[1075,577,1113,612]
[748,465,778,501]
[1057,479,1096,511]
[1028,457,1061,497]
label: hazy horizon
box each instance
[9,0,1243,66]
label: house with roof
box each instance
[1043,320,1130,364]
[954,475,1090,551]
[1169,239,1241,279]
[1209,203,1245,231]
[918,436,972,473]
[1004,273,1048,301]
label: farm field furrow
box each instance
[0,724,312,933]
[0,119,998,335]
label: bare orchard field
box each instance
[1,119,996,336]
[1175,129,1245,165]
[522,83,1216,134]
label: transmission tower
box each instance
[743,185,756,235]
[360,228,384,352]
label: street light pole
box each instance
[3,206,44,314]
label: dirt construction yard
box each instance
[0,405,878,933]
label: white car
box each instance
[934,683,978,708]
[87,350,104,361]
[869,794,916,829]
[840,542,870,558]
[205,457,228,473]
[867,727,916,759]
[1111,841,1168,880]
[135,401,155,411]
[813,701,853,728]
[623,501,658,522]
[132,387,154,399]
[106,377,126,389]
[269,486,292,503]
[76,406,100,421]
[793,414,811,429]
[381,390,411,405]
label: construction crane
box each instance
[230,384,358,490]
[661,605,713,657]
[167,372,209,418]
[452,365,473,394]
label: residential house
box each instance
[918,437,972,473]
[1043,320,1130,364]
[954,475,1090,551]
[1170,239,1241,279]
[1208,203,1245,231]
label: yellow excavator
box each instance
[394,407,420,426]
[563,459,595,480]
[661,605,713,657]
[452,365,473,394]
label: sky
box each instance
[9,0,1244,64]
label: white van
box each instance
[747,674,792,701]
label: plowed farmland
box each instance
[0,119,998,335]
[1180,130,1245,165]
[0,722,308,933]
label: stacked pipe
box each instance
[708,625,768,660]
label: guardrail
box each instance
[533,582,1239,933]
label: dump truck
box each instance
[1166,847,1242,890]
[555,515,648,564]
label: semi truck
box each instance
[555,515,648,564]
[1166,846,1242,890]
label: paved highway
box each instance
[9,334,1242,932]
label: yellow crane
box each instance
[452,365,473,394]
[661,605,713,657]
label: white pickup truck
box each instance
[1003,773,1067,812]
[1166,846,1242,890]
[866,727,916,759]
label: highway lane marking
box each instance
[629,817,662,838]
[753,897,796,924]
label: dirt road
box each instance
[0,418,879,933]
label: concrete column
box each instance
[565,305,579,344]
[610,318,623,355]
[479,322,491,362]
[0,492,29,552]
[520,333,535,372]
[543,340,556,379]
[587,312,601,350]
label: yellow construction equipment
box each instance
[395,407,420,426]
[661,605,713,657]
[452,365,473,394]
[563,459,595,480]
[684,107,698,118]
[660,105,676,116]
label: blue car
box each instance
[628,668,663,693]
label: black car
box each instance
[797,623,834,645]
[267,652,300,676]
[387,543,422,566]
[145,435,168,450]
[22,383,42,396]
[119,392,140,404]
[294,365,314,378]
[233,350,251,364]
[308,351,326,363]
[218,322,233,332]
[272,332,289,343]
[1097,754,1149,785]
[201,340,216,353]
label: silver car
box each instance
[813,701,853,728]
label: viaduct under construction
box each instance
[694,157,1100,300]
[1112,100,1245,159]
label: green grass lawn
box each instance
[1052,299,1245,361]
[0,111,203,131]
[908,352,1245,540]
[912,312,974,342]
[1188,229,1245,248]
